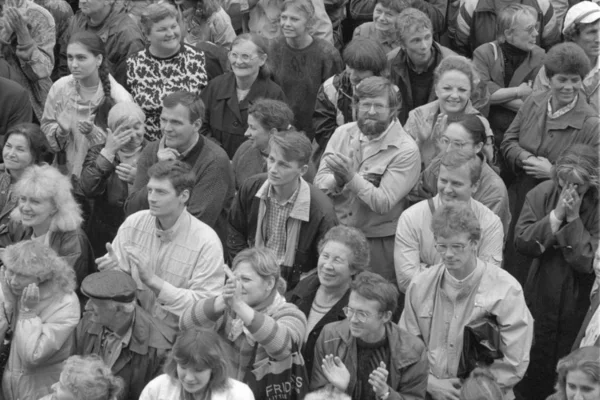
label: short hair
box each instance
[350,271,398,313]
[354,76,399,112]
[305,387,351,400]
[269,129,312,166]
[147,160,195,196]
[376,0,410,14]
[395,8,433,45]
[2,123,53,165]
[232,247,286,294]
[60,355,124,400]
[452,115,487,145]
[431,204,482,242]
[440,150,483,186]
[496,4,538,43]
[544,42,591,80]
[460,368,503,400]
[248,98,294,131]
[343,37,387,76]
[434,55,478,93]
[281,0,315,27]
[2,240,76,294]
[163,328,231,394]
[318,225,370,273]
[553,143,599,193]
[553,347,600,400]
[139,2,180,36]
[107,102,146,132]
[231,33,272,79]
[162,91,205,123]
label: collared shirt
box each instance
[547,94,579,119]
[100,318,134,368]
[265,184,300,264]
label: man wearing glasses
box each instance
[400,204,533,400]
[311,271,429,400]
[314,76,421,284]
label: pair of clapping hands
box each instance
[321,355,390,398]
[95,243,153,288]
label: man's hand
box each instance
[95,243,121,271]
[322,354,351,392]
[324,153,355,185]
[522,156,552,179]
[157,147,180,162]
[427,375,461,400]
[369,361,390,398]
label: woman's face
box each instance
[558,172,591,197]
[435,70,472,115]
[119,117,145,149]
[233,261,274,307]
[549,73,583,109]
[147,16,181,54]
[506,12,538,51]
[280,6,310,40]
[2,134,34,173]
[5,267,39,297]
[177,364,212,394]
[229,40,266,81]
[437,123,483,156]
[574,20,600,60]
[373,3,398,33]
[566,369,600,400]
[18,195,56,229]
[244,114,271,152]
[317,241,355,290]
[67,42,101,81]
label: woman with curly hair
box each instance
[546,347,600,400]
[0,240,81,400]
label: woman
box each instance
[404,55,495,170]
[501,42,599,286]
[546,347,600,400]
[0,240,80,400]
[514,144,599,400]
[269,0,343,141]
[80,102,147,257]
[352,0,405,54]
[0,164,93,301]
[460,368,503,400]
[126,2,209,142]
[140,328,254,400]
[41,32,133,178]
[285,225,369,374]
[40,355,124,400]
[200,33,285,158]
[473,4,545,157]
[231,98,294,189]
[0,123,52,227]
[180,247,307,381]
[180,0,236,49]
[0,0,55,120]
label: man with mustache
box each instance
[314,76,421,284]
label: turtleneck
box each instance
[499,41,529,87]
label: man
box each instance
[76,269,175,400]
[395,150,504,293]
[310,271,429,399]
[0,77,32,140]
[125,91,234,246]
[97,160,225,330]
[60,0,144,85]
[228,130,338,289]
[400,205,533,400]
[314,76,421,283]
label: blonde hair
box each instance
[61,355,124,400]
[232,248,287,294]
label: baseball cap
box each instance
[563,1,600,34]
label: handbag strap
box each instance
[427,198,436,214]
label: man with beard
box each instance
[314,76,421,283]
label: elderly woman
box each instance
[534,2,600,112]
[473,4,545,159]
[352,0,407,54]
[0,240,80,400]
[179,0,236,48]
[180,247,307,381]
[514,144,599,400]
[286,225,369,374]
[80,102,147,257]
[126,2,209,141]
[501,42,599,286]
[200,33,285,158]
[140,328,254,400]
[0,123,52,227]
[404,55,495,170]
[39,355,124,400]
[546,347,600,400]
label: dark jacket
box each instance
[227,173,338,289]
[285,274,349,374]
[572,290,600,350]
[0,170,17,227]
[0,77,32,139]
[310,320,429,400]
[199,72,285,159]
[75,304,176,400]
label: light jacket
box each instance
[140,375,255,400]
[310,320,429,400]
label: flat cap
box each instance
[81,270,137,303]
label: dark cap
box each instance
[81,270,137,303]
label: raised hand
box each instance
[222,264,243,309]
[369,361,390,398]
[21,283,40,311]
[0,267,16,308]
[157,147,180,162]
[104,125,132,155]
[322,354,351,392]
[564,183,583,222]
[95,243,120,271]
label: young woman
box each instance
[547,347,600,400]
[41,31,132,178]
[352,0,406,54]
[139,328,254,400]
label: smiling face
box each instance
[2,133,34,173]
[505,12,538,51]
[67,42,101,82]
[402,25,433,68]
[18,195,56,229]
[147,16,181,55]
[437,123,483,156]
[245,114,271,152]
[160,104,201,153]
[566,369,600,400]
[317,241,354,290]
[435,70,472,115]
[574,20,600,60]
[229,40,266,80]
[373,3,398,32]
[347,291,389,342]
[232,261,274,307]
[177,365,212,394]
[121,118,145,150]
[280,6,310,40]
[437,163,478,205]
[356,94,393,138]
[550,73,583,109]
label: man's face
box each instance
[346,292,389,341]
[79,0,111,17]
[85,298,118,326]
[435,232,477,277]
[266,144,307,189]
[147,177,188,220]
[437,163,478,204]
[160,104,200,154]
[402,26,433,68]
[356,95,392,139]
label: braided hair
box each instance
[68,31,116,131]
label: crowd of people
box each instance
[0,0,599,400]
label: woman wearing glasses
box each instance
[200,33,285,158]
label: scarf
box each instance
[228,291,286,346]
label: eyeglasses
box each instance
[343,307,377,323]
[228,52,259,63]
[357,102,389,113]
[438,136,473,150]
[434,243,470,254]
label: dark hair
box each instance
[163,328,231,394]
[440,150,483,185]
[431,204,482,242]
[230,33,272,79]
[453,115,487,145]
[544,42,592,79]
[248,99,294,131]
[376,0,410,14]
[459,368,503,400]
[269,129,312,166]
[350,271,398,313]
[354,76,399,113]
[147,160,195,197]
[553,347,600,400]
[553,143,599,193]
[2,123,53,165]
[318,226,370,273]
[68,31,115,131]
[343,37,387,76]
[162,91,205,123]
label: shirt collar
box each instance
[256,178,311,222]
[547,94,579,119]
[267,180,300,206]
[155,209,188,243]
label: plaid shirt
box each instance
[264,184,300,264]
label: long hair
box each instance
[552,347,600,400]
[552,143,599,200]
